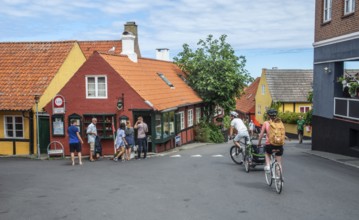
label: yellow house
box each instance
[255,68,313,137]
[0,41,87,156]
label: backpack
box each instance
[268,118,285,146]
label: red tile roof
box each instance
[78,40,123,59]
[0,41,76,111]
[236,77,260,114]
[99,53,202,111]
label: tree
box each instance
[174,34,253,122]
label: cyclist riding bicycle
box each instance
[229,111,250,152]
[257,109,284,172]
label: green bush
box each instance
[194,122,224,143]
[278,111,305,124]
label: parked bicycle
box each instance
[264,149,283,194]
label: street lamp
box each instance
[34,95,40,159]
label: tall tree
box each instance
[174,34,253,121]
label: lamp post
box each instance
[34,95,40,159]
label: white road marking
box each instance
[170,155,182,158]
[191,155,202,157]
[212,155,224,157]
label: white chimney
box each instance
[156,48,170,61]
[121,31,138,63]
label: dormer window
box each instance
[157,72,174,88]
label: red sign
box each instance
[53,95,65,114]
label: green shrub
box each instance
[194,122,224,143]
[278,111,305,124]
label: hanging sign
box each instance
[52,95,65,114]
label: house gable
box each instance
[0,41,77,111]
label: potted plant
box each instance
[337,72,359,97]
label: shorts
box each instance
[70,143,82,153]
[89,142,95,152]
[264,145,284,156]
[298,129,304,135]
[125,144,133,150]
[234,130,250,142]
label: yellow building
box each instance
[255,68,313,137]
[0,42,86,156]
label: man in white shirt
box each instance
[229,111,250,151]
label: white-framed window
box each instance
[187,109,193,127]
[195,107,201,124]
[344,0,355,15]
[86,75,107,98]
[261,85,265,95]
[4,116,24,138]
[323,0,332,22]
[299,106,310,113]
[179,111,185,130]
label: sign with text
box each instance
[52,95,65,114]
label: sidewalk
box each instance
[291,140,359,169]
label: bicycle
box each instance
[264,149,283,194]
[229,135,250,165]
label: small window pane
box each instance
[16,131,23,137]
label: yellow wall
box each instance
[281,102,312,113]
[285,123,312,137]
[0,111,31,155]
[255,69,272,124]
[0,43,86,156]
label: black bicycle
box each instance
[230,136,251,165]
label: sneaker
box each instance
[264,166,270,172]
[79,162,83,165]
[113,158,118,162]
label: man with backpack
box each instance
[257,109,285,172]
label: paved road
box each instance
[0,141,359,220]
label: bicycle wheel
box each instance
[274,163,283,194]
[265,164,273,186]
[230,146,243,165]
[244,155,250,173]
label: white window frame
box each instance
[4,115,24,138]
[261,85,265,95]
[344,0,355,15]
[323,0,332,22]
[86,75,108,99]
[179,111,185,130]
[195,107,201,124]
[187,109,193,127]
[299,106,310,113]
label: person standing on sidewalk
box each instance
[297,115,305,144]
[68,119,84,166]
[86,117,97,162]
[134,116,148,159]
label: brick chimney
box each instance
[121,31,138,63]
[124,21,141,57]
[156,48,170,61]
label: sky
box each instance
[0,0,315,78]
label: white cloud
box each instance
[0,0,315,63]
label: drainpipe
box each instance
[29,110,34,155]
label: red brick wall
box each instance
[45,53,151,156]
[315,0,359,42]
